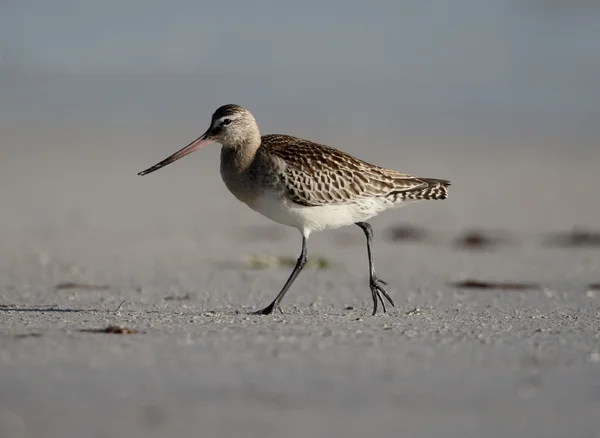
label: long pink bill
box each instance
[138,133,213,176]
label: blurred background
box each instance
[0,0,599,260]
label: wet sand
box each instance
[1,135,599,438]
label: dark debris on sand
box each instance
[79,326,144,335]
[454,230,510,250]
[55,282,111,291]
[544,229,600,248]
[13,333,43,339]
[450,279,540,291]
[386,224,430,243]
[163,293,192,301]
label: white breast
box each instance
[248,192,403,237]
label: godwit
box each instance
[138,104,450,315]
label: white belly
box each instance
[248,193,403,236]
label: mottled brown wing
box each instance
[263,134,431,207]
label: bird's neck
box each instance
[220,135,261,173]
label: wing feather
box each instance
[262,134,443,207]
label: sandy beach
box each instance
[1,130,599,437]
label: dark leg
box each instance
[355,222,395,315]
[252,236,308,315]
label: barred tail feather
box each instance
[390,178,450,202]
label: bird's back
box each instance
[258,134,450,207]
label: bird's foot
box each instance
[370,276,395,315]
[250,302,283,315]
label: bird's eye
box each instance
[222,119,232,126]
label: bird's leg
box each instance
[252,236,308,315]
[355,222,395,315]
